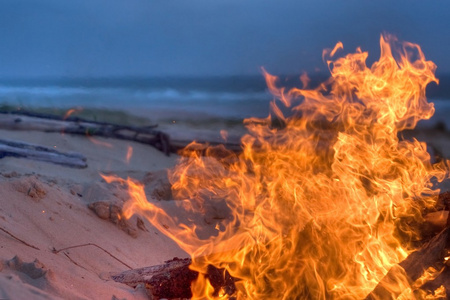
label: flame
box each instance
[62,107,113,149]
[108,34,449,299]
[220,130,229,142]
[87,135,113,148]
[61,107,83,135]
[63,107,83,120]
[126,146,133,163]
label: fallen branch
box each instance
[110,257,236,299]
[0,138,87,168]
[0,111,247,156]
[0,112,171,155]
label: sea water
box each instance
[0,76,448,129]
[0,77,271,120]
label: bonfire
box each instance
[106,34,450,299]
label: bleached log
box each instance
[0,139,87,168]
[0,112,171,155]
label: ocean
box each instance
[0,77,272,120]
[0,76,448,129]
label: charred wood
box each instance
[111,193,450,300]
[110,257,236,299]
[365,227,450,299]
[419,265,450,297]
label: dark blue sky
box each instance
[0,0,449,78]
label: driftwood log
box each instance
[110,257,236,299]
[0,138,87,168]
[0,112,171,155]
[0,111,245,156]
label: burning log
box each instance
[0,138,87,168]
[419,265,450,296]
[112,229,450,300]
[110,257,236,299]
[422,192,450,237]
[107,191,450,300]
[0,112,171,155]
[365,226,450,299]
[110,193,450,300]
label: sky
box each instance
[0,0,449,78]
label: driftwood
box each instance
[0,111,246,156]
[0,139,87,168]
[110,257,236,299]
[0,112,171,155]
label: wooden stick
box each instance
[0,138,87,168]
[110,257,236,299]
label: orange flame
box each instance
[220,130,229,142]
[63,107,83,120]
[107,34,449,299]
[61,107,83,135]
[126,146,133,163]
[87,135,113,148]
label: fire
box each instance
[87,135,113,148]
[107,34,449,299]
[63,107,83,120]
[126,145,133,163]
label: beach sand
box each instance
[0,111,449,299]
[0,127,189,299]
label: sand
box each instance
[0,129,188,299]
[0,116,449,299]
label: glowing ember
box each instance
[106,34,449,299]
